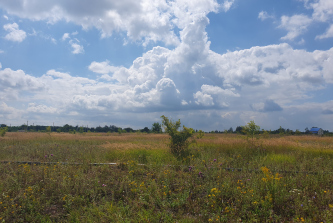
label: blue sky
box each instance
[0,0,333,131]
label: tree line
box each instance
[0,123,331,135]
[211,126,332,136]
[0,123,151,134]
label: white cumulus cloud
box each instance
[276,0,333,41]
[89,60,119,74]
[3,23,26,42]
[0,0,219,46]
[62,33,70,41]
[70,40,84,54]
[194,91,214,106]
[222,0,235,12]
[279,14,312,40]
[310,0,333,22]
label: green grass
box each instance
[0,132,333,222]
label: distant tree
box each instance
[95,126,103,132]
[102,125,110,132]
[151,122,162,133]
[20,124,27,131]
[118,128,122,134]
[124,127,134,133]
[62,124,70,132]
[141,127,150,133]
[278,126,285,133]
[235,126,243,134]
[295,129,301,135]
[110,125,118,132]
[305,127,310,134]
[228,127,233,133]
[46,126,51,132]
[79,127,84,133]
[278,126,285,136]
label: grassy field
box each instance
[0,132,333,222]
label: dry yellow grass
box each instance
[2,132,332,152]
[3,132,167,141]
[197,133,333,150]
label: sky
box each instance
[0,0,333,132]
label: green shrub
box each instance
[197,130,205,139]
[242,120,260,144]
[0,127,7,137]
[161,115,194,159]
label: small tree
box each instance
[242,120,260,142]
[0,127,8,137]
[278,126,285,136]
[46,126,51,133]
[161,115,194,159]
[196,130,205,139]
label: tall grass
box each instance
[0,132,333,222]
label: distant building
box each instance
[309,127,324,136]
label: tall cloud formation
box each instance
[0,0,219,46]
[0,0,333,131]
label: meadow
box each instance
[0,132,333,222]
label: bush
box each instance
[0,127,7,137]
[242,121,260,141]
[161,115,194,159]
[197,130,205,139]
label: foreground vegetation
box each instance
[0,132,333,222]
